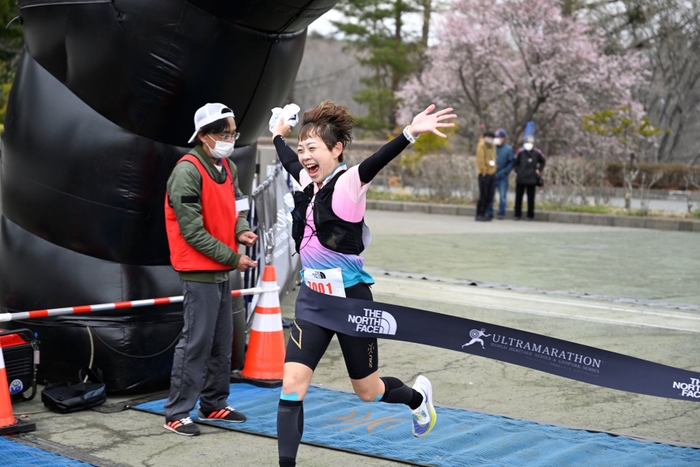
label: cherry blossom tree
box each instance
[397,0,649,157]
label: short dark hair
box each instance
[193,108,234,146]
[483,131,495,138]
[299,101,355,163]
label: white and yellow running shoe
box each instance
[411,375,436,437]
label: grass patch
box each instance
[542,204,680,218]
[367,189,420,203]
[368,188,700,221]
[367,189,471,205]
[539,203,613,215]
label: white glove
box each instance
[269,103,301,133]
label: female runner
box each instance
[272,101,456,467]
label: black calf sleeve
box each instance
[278,399,304,467]
[380,376,422,409]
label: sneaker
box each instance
[164,417,201,436]
[197,406,247,423]
[411,375,436,437]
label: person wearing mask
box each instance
[163,103,259,436]
[493,129,515,219]
[513,136,546,220]
[272,100,456,467]
[475,131,497,221]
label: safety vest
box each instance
[165,154,238,271]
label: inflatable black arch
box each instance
[0,0,337,393]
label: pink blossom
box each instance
[397,0,649,157]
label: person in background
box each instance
[493,129,515,219]
[513,135,546,220]
[163,103,258,436]
[475,131,497,221]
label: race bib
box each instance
[303,267,346,298]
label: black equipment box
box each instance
[0,328,39,402]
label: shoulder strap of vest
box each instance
[168,155,236,207]
[318,168,346,191]
[178,153,205,172]
[303,182,314,196]
[179,153,228,188]
[167,154,204,207]
[329,169,346,184]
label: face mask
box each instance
[493,138,501,146]
[524,143,534,151]
[484,138,494,145]
[207,135,235,159]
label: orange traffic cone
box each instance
[0,343,35,435]
[239,265,285,387]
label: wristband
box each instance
[403,126,418,144]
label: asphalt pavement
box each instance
[5,209,700,466]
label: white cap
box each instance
[188,103,235,144]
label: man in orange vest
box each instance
[163,103,258,436]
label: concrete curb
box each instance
[366,200,700,233]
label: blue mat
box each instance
[0,436,94,466]
[134,383,700,467]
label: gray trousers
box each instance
[164,279,233,420]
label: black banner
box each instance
[296,285,700,402]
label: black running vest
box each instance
[291,170,365,255]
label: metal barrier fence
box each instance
[242,164,300,325]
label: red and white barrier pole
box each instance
[0,286,278,323]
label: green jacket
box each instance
[166,145,252,283]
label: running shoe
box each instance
[164,417,201,436]
[197,406,247,423]
[411,375,436,437]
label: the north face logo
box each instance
[348,308,398,335]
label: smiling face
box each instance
[298,131,343,186]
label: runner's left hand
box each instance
[407,104,457,139]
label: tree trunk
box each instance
[421,0,432,48]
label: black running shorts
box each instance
[285,282,378,380]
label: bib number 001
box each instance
[306,281,336,295]
[303,267,346,298]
